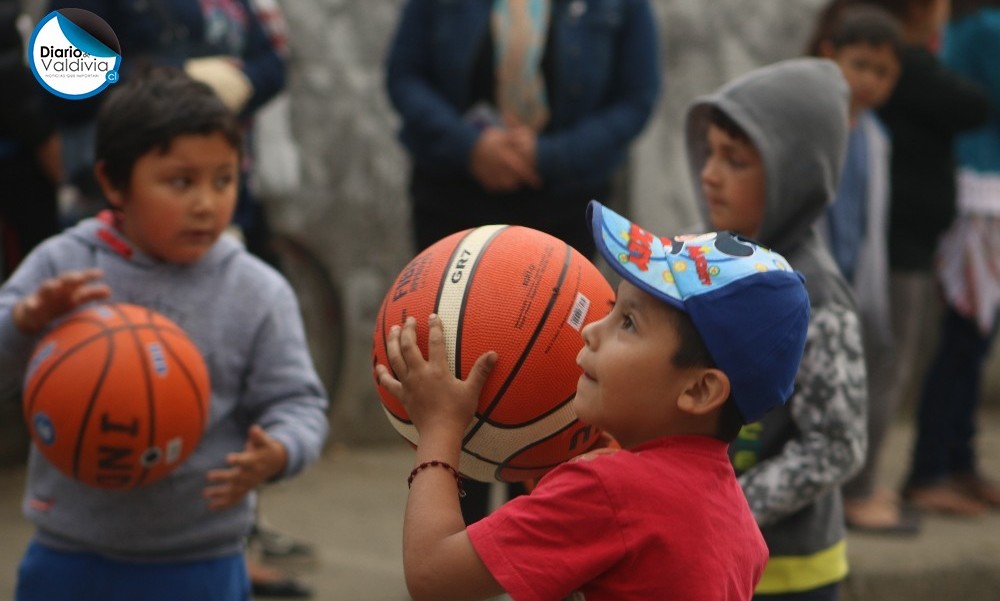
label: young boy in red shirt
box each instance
[375,200,811,601]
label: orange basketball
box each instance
[373,225,614,482]
[22,303,210,489]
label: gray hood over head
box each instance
[685,58,849,257]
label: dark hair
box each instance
[805,0,947,55]
[95,66,243,190]
[664,307,745,442]
[808,4,904,58]
[707,106,751,145]
[807,0,859,55]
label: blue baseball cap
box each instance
[587,201,810,423]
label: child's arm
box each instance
[205,281,328,507]
[12,269,110,335]
[375,314,505,601]
[203,424,288,510]
[737,303,867,525]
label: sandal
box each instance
[952,474,1000,507]
[845,493,921,535]
[904,482,989,517]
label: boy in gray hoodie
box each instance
[685,58,868,599]
[1,67,328,600]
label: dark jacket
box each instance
[385,0,660,196]
[877,44,990,271]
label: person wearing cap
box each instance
[685,57,867,600]
[375,200,811,601]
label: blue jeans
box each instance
[907,307,996,487]
[755,582,839,601]
[16,540,250,601]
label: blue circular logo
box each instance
[28,9,121,100]
[32,413,56,446]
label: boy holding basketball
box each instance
[376,200,811,600]
[0,67,328,600]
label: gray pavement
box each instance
[2,410,1000,601]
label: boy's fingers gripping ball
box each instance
[22,303,210,489]
[373,225,615,482]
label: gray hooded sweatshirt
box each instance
[0,216,329,561]
[685,58,867,593]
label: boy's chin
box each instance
[157,247,214,264]
[570,396,596,427]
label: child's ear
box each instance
[93,160,125,209]
[677,368,731,416]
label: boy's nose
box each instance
[580,320,598,348]
[191,187,217,213]
[700,158,718,185]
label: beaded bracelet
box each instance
[408,460,466,498]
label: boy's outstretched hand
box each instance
[376,314,497,441]
[13,269,111,335]
[204,425,288,510]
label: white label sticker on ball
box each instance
[567,292,590,331]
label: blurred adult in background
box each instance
[385,0,661,260]
[384,0,661,524]
[0,0,61,279]
[903,0,1000,516]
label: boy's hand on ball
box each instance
[203,425,288,510]
[14,269,110,334]
[377,314,497,440]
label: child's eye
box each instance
[621,314,635,331]
[169,177,191,189]
[707,145,748,169]
[214,174,236,189]
[872,65,892,79]
[726,155,749,169]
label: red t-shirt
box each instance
[467,436,766,601]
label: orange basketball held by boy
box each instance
[22,303,210,490]
[373,225,614,482]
